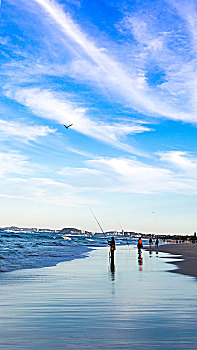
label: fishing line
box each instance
[117,221,130,251]
[88,206,109,244]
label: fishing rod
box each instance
[88,206,109,244]
[118,221,130,250]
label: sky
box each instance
[1,0,197,234]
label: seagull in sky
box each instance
[63,124,73,129]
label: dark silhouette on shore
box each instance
[137,237,143,270]
[149,236,153,248]
[137,237,143,252]
[109,237,116,266]
[155,237,159,247]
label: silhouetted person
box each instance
[109,237,116,266]
[155,237,159,247]
[149,237,153,248]
[137,237,143,252]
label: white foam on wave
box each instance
[62,235,71,240]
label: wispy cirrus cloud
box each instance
[2,0,197,230]
[0,151,99,206]
[26,0,197,122]
[0,151,30,177]
[0,175,90,206]
[117,1,197,120]
[59,166,100,177]
[167,0,197,46]
[3,0,197,159]
[0,119,55,142]
[5,86,151,154]
[2,151,197,207]
[159,151,197,171]
[85,156,197,194]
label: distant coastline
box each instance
[1,226,197,241]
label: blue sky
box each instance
[1,0,197,234]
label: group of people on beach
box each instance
[149,236,159,248]
[108,236,159,256]
[108,236,159,273]
[137,236,159,251]
[108,236,159,255]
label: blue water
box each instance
[0,230,139,272]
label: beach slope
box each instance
[146,243,197,278]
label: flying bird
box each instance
[63,124,73,129]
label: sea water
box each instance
[0,230,139,272]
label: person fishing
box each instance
[137,237,143,251]
[109,237,116,265]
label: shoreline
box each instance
[145,243,197,279]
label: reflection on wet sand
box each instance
[110,258,115,281]
[138,249,143,271]
[148,248,159,258]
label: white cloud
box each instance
[59,166,100,177]
[116,4,197,121]
[0,36,10,45]
[2,150,197,209]
[0,151,30,177]
[0,149,100,206]
[3,0,197,136]
[67,147,94,158]
[5,87,150,154]
[30,0,196,121]
[121,16,165,52]
[0,119,55,142]
[86,156,197,194]
[159,151,197,170]
[167,0,197,43]
[0,175,99,206]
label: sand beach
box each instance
[146,243,197,279]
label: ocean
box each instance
[0,230,139,272]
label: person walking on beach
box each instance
[137,238,143,270]
[137,237,143,251]
[155,237,159,247]
[149,236,153,248]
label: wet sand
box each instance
[146,243,197,278]
[1,246,197,349]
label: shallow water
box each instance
[0,246,196,349]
